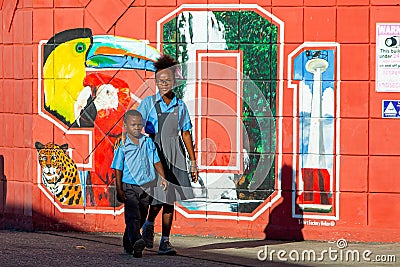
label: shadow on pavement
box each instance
[188,239,289,250]
[20,231,310,267]
[173,237,310,266]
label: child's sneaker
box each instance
[132,239,145,258]
[158,240,177,255]
[142,224,154,248]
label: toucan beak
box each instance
[85,35,160,71]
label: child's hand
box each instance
[190,161,199,183]
[191,171,199,183]
[160,178,168,191]
[116,188,126,203]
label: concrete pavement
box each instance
[0,230,399,266]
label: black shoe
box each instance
[142,224,154,248]
[158,240,177,256]
[133,239,145,258]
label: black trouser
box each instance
[122,183,150,250]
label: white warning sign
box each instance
[376,23,400,92]
[382,100,400,118]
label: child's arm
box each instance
[115,169,126,203]
[181,130,199,183]
[154,162,167,191]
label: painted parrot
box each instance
[82,73,132,207]
[42,28,160,207]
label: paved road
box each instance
[0,230,399,266]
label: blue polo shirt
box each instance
[137,92,192,134]
[111,134,160,186]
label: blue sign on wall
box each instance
[382,100,400,118]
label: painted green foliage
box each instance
[162,11,278,202]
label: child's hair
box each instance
[124,109,142,123]
[154,54,178,75]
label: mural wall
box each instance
[1,1,400,242]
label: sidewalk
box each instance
[0,230,398,266]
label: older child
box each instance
[139,55,198,255]
[111,110,167,258]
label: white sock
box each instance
[161,236,169,243]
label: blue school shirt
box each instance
[137,92,192,134]
[111,134,160,186]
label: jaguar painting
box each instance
[35,142,83,205]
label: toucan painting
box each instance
[41,28,160,207]
[43,28,159,127]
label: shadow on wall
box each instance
[0,206,85,232]
[0,154,83,231]
[0,155,6,217]
[264,164,304,241]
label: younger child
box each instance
[111,110,167,258]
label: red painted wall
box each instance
[0,0,400,243]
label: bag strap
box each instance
[153,95,162,115]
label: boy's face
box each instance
[124,115,142,139]
[156,69,175,96]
